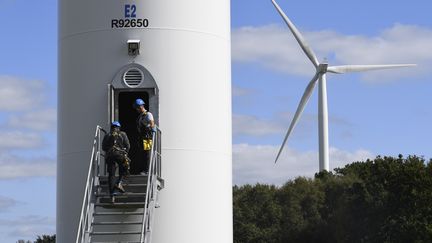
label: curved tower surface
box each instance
[58,0,232,242]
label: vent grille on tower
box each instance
[123,68,143,87]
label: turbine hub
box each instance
[317,63,328,74]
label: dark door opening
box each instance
[118,91,149,174]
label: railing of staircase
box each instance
[75,125,106,243]
[140,126,162,242]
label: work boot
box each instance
[116,184,125,193]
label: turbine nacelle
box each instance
[317,63,328,74]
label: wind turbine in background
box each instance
[271,0,416,171]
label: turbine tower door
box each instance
[110,64,159,175]
[118,91,149,174]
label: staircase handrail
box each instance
[75,125,106,243]
[140,126,162,242]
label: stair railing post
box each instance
[75,126,103,243]
[140,126,159,242]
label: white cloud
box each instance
[233,25,314,76]
[0,215,55,226]
[0,196,18,212]
[0,75,55,179]
[0,131,44,150]
[0,153,55,179]
[232,24,432,82]
[232,85,255,97]
[7,108,56,131]
[233,112,351,139]
[233,114,285,136]
[0,76,46,111]
[2,215,55,238]
[233,143,374,186]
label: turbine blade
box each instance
[275,73,320,163]
[327,64,416,74]
[271,0,319,68]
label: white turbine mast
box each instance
[271,0,416,171]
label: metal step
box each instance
[97,184,147,194]
[98,184,147,188]
[92,221,142,226]
[93,211,143,216]
[90,231,141,236]
[98,195,146,204]
[99,175,148,185]
[95,202,145,209]
[95,202,145,206]
[92,242,141,243]
[96,192,146,197]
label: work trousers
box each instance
[106,152,127,195]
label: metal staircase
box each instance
[76,126,163,243]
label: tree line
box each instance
[234,155,432,243]
[19,155,432,242]
[17,235,55,243]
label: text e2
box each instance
[125,4,137,18]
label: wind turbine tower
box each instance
[58,0,232,242]
[271,0,415,171]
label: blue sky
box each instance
[1,0,431,241]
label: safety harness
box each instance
[108,130,131,174]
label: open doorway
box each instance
[110,63,159,174]
[118,91,149,174]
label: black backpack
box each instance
[105,131,131,173]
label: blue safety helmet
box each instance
[111,121,121,127]
[133,98,145,108]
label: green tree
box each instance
[34,234,56,243]
[277,177,325,243]
[234,184,282,243]
[336,155,432,242]
[233,155,432,243]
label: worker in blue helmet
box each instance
[133,98,155,175]
[102,121,131,202]
[133,98,145,109]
